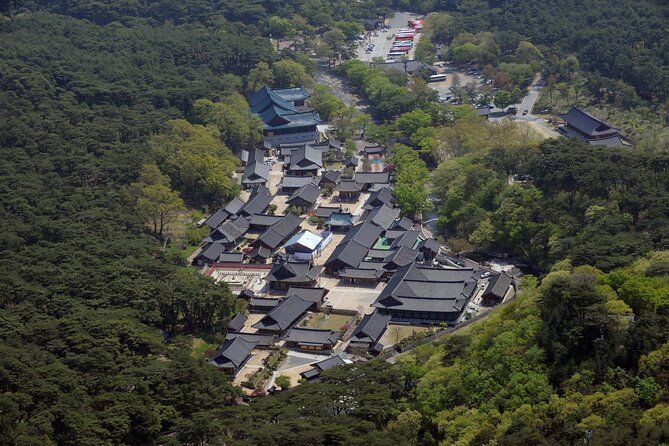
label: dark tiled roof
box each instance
[228,313,248,332]
[559,107,620,137]
[373,264,477,314]
[249,87,321,131]
[587,135,624,147]
[313,354,346,371]
[344,155,359,167]
[265,257,322,283]
[249,245,272,260]
[280,176,317,190]
[239,289,256,299]
[210,336,257,369]
[287,183,321,206]
[282,327,342,346]
[320,170,342,186]
[225,331,275,348]
[288,145,322,171]
[336,179,362,193]
[390,230,424,250]
[252,295,314,332]
[224,197,246,215]
[248,297,279,310]
[363,187,394,210]
[205,217,249,244]
[218,252,245,263]
[240,189,273,216]
[255,213,303,250]
[196,243,226,263]
[203,209,230,229]
[363,145,385,155]
[390,216,414,231]
[249,86,297,111]
[364,204,400,230]
[248,214,285,228]
[242,161,270,185]
[324,222,383,270]
[325,212,355,227]
[483,273,513,299]
[273,86,310,103]
[351,311,391,343]
[286,286,328,303]
[419,238,441,253]
[339,268,382,279]
[355,171,390,184]
[315,206,340,218]
[384,246,419,268]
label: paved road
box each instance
[518,74,544,117]
[485,75,560,138]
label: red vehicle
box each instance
[395,35,414,41]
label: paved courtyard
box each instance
[321,279,384,313]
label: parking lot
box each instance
[357,12,422,62]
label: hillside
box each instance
[0,0,667,445]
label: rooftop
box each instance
[373,263,477,314]
[351,311,391,344]
[285,230,324,251]
[252,295,314,332]
[210,336,257,369]
[282,327,342,346]
[559,106,620,137]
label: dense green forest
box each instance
[1,0,668,444]
[413,0,668,105]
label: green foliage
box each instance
[390,145,431,218]
[275,375,292,390]
[340,60,417,120]
[272,59,309,88]
[150,119,240,207]
[433,134,669,270]
[308,85,344,120]
[192,95,263,151]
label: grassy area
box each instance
[304,313,352,331]
[381,324,432,345]
[191,335,219,359]
[165,242,200,261]
[324,161,343,169]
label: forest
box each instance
[0,0,668,444]
[412,0,668,105]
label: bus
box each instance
[393,41,413,47]
[394,46,410,53]
[395,35,414,41]
[387,52,405,58]
[428,74,447,82]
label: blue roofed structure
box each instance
[249,86,321,147]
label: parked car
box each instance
[522,109,528,115]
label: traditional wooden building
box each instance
[249,86,321,147]
[558,107,624,147]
